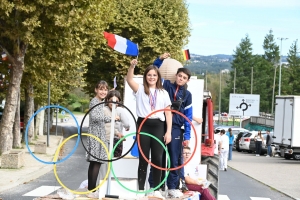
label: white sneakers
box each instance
[266,155,270,157]
[86,190,99,199]
[136,190,145,199]
[147,191,165,199]
[167,189,183,198]
[256,154,260,156]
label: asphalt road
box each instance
[0,125,297,200]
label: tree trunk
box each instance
[0,46,26,155]
[13,91,22,148]
[34,104,44,136]
[23,84,35,143]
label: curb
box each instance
[0,136,64,194]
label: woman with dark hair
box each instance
[103,90,130,157]
[254,130,264,156]
[126,59,172,199]
[85,80,111,198]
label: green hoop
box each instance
[111,132,170,194]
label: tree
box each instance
[0,0,117,154]
[83,0,191,96]
[222,35,254,112]
[286,40,300,94]
[262,29,280,113]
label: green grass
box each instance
[54,111,85,119]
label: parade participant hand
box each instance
[164,131,172,144]
[130,59,138,67]
[183,140,190,147]
[115,115,120,121]
[117,133,126,141]
[159,52,171,60]
[193,117,203,124]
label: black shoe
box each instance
[225,168,227,171]
[180,180,189,192]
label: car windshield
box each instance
[244,133,252,137]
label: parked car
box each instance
[235,131,251,152]
[249,132,277,155]
[239,131,260,152]
[215,127,249,149]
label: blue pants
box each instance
[228,144,233,160]
[267,145,272,156]
[148,127,183,189]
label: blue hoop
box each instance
[25,105,80,164]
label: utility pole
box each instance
[251,67,253,94]
[205,70,207,90]
[218,71,221,124]
[277,37,288,96]
[271,66,277,114]
[234,68,236,93]
[233,68,236,126]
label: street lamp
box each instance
[277,37,288,96]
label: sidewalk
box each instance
[227,151,300,200]
[0,135,63,193]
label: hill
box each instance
[184,54,233,74]
[185,54,288,75]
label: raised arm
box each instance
[126,59,139,93]
[153,52,171,68]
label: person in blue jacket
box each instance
[149,52,193,198]
[226,128,234,161]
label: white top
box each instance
[220,134,229,151]
[134,84,171,121]
[214,133,221,155]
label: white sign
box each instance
[229,94,260,116]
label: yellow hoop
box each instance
[53,133,110,195]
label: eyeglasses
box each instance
[182,153,191,155]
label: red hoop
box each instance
[137,108,197,171]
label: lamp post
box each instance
[277,37,288,96]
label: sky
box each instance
[186,0,300,56]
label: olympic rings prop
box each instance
[80,101,137,162]
[111,132,170,194]
[137,108,197,171]
[53,133,110,194]
[25,105,80,164]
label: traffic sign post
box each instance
[229,94,260,127]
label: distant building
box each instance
[221,69,230,74]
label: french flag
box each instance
[103,32,139,56]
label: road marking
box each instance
[250,198,271,200]
[218,195,230,200]
[23,186,61,197]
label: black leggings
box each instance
[88,161,101,191]
[137,117,165,191]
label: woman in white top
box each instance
[254,130,264,156]
[127,59,172,198]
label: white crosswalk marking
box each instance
[250,198,271,200]
[218,194,230,200]
[23,186,61,197]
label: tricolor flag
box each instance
[104,32,139,56]
[1,52,7,61]
[182,49,191,60]
[113,76,117,89]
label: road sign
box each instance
[229,94,260,116]
[61,110,65,115]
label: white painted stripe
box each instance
[218,194,230,200]
[23,186,61,197]
[250,197,271,200]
